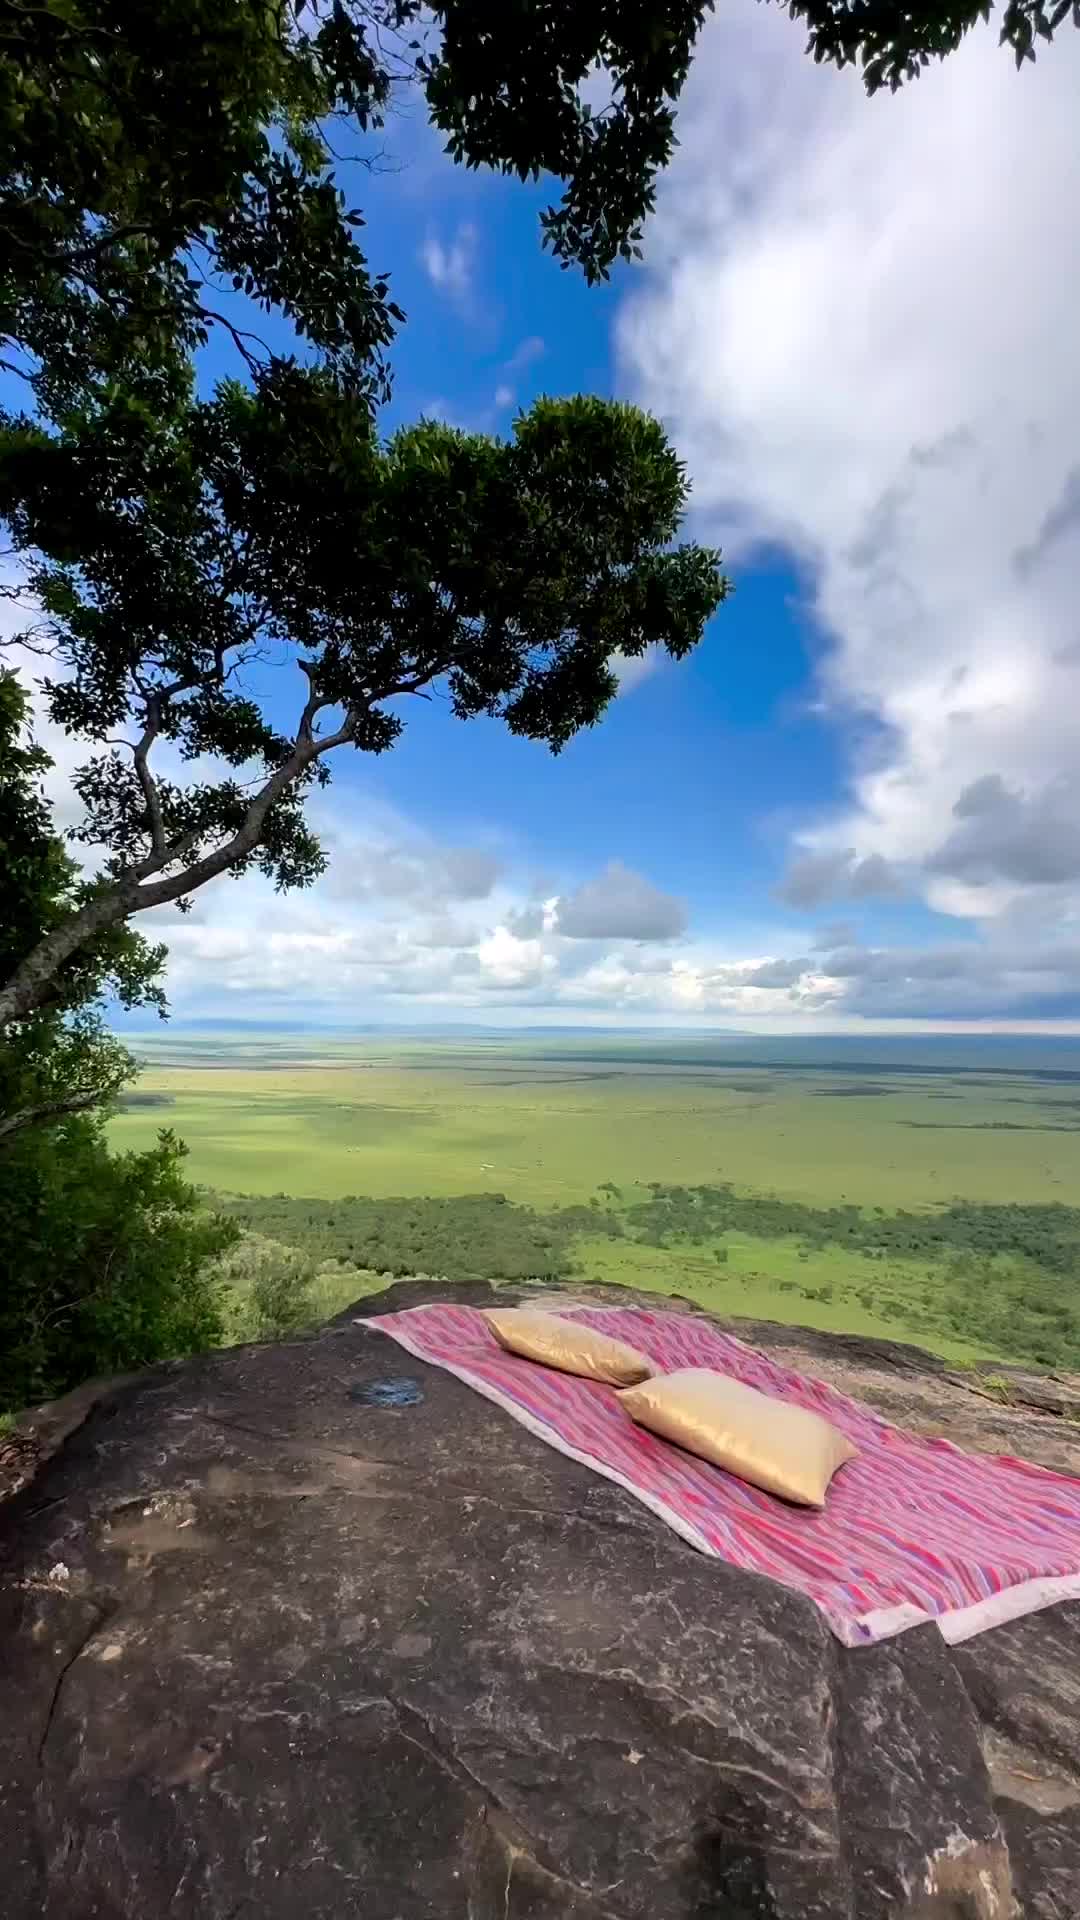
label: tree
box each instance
[0,1118,237,1410]
[0,374,727,1027]
[1,1,727,1036]
[0,672,237,1411]
[0,672,167,1132]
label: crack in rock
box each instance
[37,1599,114,1766]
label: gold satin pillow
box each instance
[482,1309,652,1386]
[620,1368,856,1507]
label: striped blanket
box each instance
[370,1301,1080,1647]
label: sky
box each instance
[13,9,1080,1031]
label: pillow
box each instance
[482,1309,652,1386]
[619,1368,855,1507]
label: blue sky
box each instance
[14,9,1080,1029]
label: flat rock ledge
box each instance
[2,1279,1079,1919]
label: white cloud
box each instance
[79,814,1080,1029]
[618,15,1080,933]
[777,848,904,908]
[609,645,663,695]
[493,383,515,409]
[475,925,554,989]
[501,335,545,377]
[321,830,500,906]
[10,646,1077,1027]
[420,222,477,303]
[553,861,686,940]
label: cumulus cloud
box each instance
[618,13,1080,934]
[420,222,477,302]
[553,862,687,940]
[129,827,1080,1026]
[926,774,1080,888]
[1014,467,1080,579]
[503,903,548,939]
[811,921,858,951]
[809,939,1080,1020]
[411,915,482,950]
[742,956,809,989]
[778,848,904,909]
[475,925,554,990]
[322,834,500,906]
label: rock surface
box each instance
[2,1280,1079,1919]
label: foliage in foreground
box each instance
[0,1121,237,1412]
[789,0,1080,91]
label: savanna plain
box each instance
[108,1031,1080,1372]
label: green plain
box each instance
[109,1033,1080,1368]
[110,1037,1080,1208]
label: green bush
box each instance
[0,1120,237,1411]
[211,1233,316,1342]
[216,1189,621,1287]
[622,1182,1080,1276]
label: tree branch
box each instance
[131,706,166,859]
[197,307,272,378]
[296,660,330,742]
[0,1088,109,1144]
[129,714,358,908]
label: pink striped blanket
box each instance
[370,1301,1080,1647]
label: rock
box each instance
[1,1279,1078,1918]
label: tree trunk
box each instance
[0,718,353,1033]
[0,887,133,1031]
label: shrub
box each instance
[209,1233,316,1342]
[0,1121,236,1411]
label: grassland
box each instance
[109,1032,1080,1368]
[111,1034,1080,1208]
